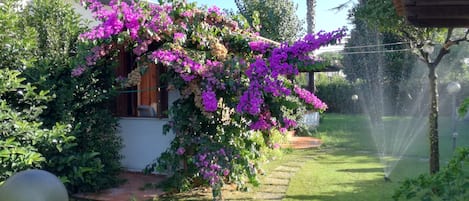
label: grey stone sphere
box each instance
[0,169,69,201]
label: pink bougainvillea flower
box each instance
[248,41,270,54]
[173,32,186,42]
[176,147,185,155]
[71,65,87,77]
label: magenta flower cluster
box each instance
[207,5,222,16]
[173,32,186,42]
[294,86,328,110]
[176,147,185,156]
[80,0,141,40]
[80,0,175,41]
[71,65,87,77]
[248,41,270,54]
[249,111,277,131]
[195,148,230,186]
[150,49,197,82]
[237,30,344,117]
[236,84,263,115]
[283,117,298,128]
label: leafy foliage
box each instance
[0,0,122,193]
[235,0,303,42]
[315,74,359,114]
[393,148,469,201]
[0,69,70,182]
[24,0,122,192]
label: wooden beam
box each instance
[405,5,469,18]
[409,0,469,6]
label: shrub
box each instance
[315,74,360,114]
[0,0,122,192]
[393,148,469,201]
[0,69,70,182]
[23,0,122,192]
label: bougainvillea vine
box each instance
[78,0,345,198]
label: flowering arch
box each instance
[77,0,345,197]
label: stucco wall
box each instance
[118,90,180,172]
[117,118,175,172]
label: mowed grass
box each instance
[285,150,397,201]
[150,113,469,200]
[285,113,469,201]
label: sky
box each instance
[190,0,355,33]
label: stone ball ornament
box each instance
[0,169,69,201]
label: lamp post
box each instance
[351,94,358,114]
[446,81,461,152]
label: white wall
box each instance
[117,118,175,172]
[118,90,180,172]
[68,0,99,27]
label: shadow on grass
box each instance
[336,167,383,173]
[284,176,397,201]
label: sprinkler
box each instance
[384,176,392,182]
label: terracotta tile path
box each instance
[73,172,166,201]
[72,136,321,201]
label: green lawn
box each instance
[285,149,397,201]
[285,113,469,201]
[152,113,469,200]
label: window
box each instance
[114,49,168,118]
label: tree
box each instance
[306,0,316,34]
[235,0,303,42]
[306,0,316,92]
[354,0,469,174]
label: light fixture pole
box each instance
[351,94,358,114]
[446,81,461,152]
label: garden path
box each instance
[253,152,317,200]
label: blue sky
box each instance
[190,0,355,33]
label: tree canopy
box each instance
[235,0,303,42]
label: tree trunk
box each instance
[306,0,316,34]
[428,64,439,174]
[306,0,316,93]
[308,72,315,93]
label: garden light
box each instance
[0,169,68,201]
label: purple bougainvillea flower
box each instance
[202,90,218,112]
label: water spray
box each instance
[384,176,392,182]
[383,173,392,182]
